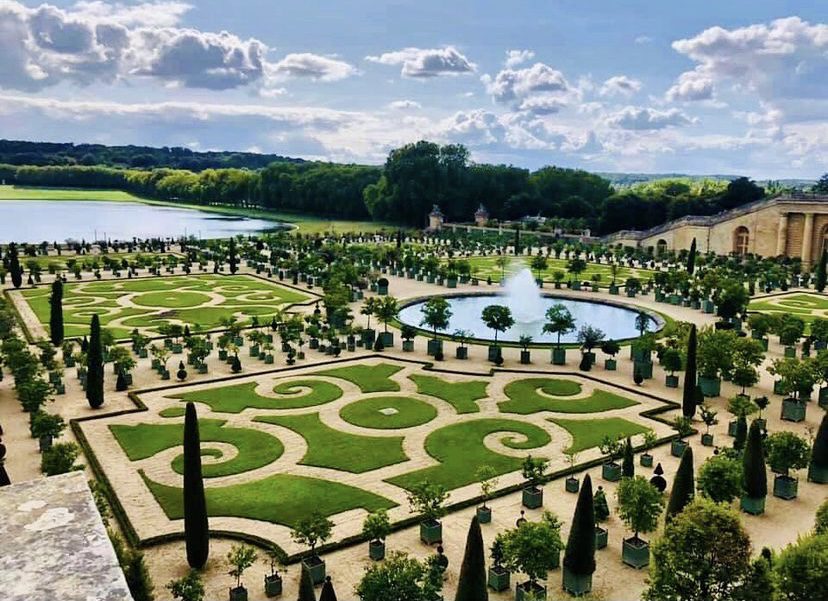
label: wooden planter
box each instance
[551,347,566,365]
[773,475,798,500]
[487,567,510,592]
[562,567,592,596]
[604,358,617,371]
[488,345,502,362]
[602,461,622,482]
[402,340,415,352]
[671,439,689,458]
[640,453,653,468]
[698,376,721,397]
[701,433,714,446]
[781,398,806,422]
[565,476,580,493]
[622,537,650,569]
[456,346,468,360]
[368,540,386,561]
[522,486,543,509]
[426,339,442,356]
[808,461,828,484]
[229,586,248,601]
[740,495,766,515]
[476,505,492,524]
[420,519,443,545]
[302,557,326,585]
[520,350,531,364]
[634,360,653,379]
[380,332,394,348]
[516,581,547,601]
[594,526,608,549]
[264,575,282,597]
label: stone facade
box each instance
[604,194,828,266]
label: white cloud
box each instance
[606,106,695,130]
[504,49,534,68]
[635,35,653,45]
[388,99,421,110]
[665,69,714,101]
[482,62,573,103]
[267,53,356,82]
[366,46,476,78]
[600,75,642,97]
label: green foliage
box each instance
[621,437,635,478]
[742,420,768,499]
[594,487,610,523]
[549,417,649,454]
[405,480,449,522]
[408,374,487,414]
[49,278,64,345]
[521,455,548,488]
[768,357,819,400]
[41,441,82,476]
[480,304,514,344]
[291,512,334,555]
[166,569,204,601]
[564,474,596,576]
[183,403,209,570]
[500,379,637,414]
[419,296,452,338]
[226,544,257,589]
[697,455,742,503]
[616,476,664,538]
[543,303,576,347]
[315,362,402,392]
[774,534,828,601]
[665,446,694,523]
[356,551,441,601]
[697,328,737,379]
[86,313,104,408]
[110,531,155,601]
[455,516,488,601]
[362,510,391,543]
[501,512,564,584]
[765,431,811,476]
[815,499,828,535]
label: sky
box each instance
[1,1,827,178]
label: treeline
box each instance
[1,139,774,232]
[0,139,301,171]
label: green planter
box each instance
[622,537,650,569]
[702,299,715,313]
[609,285,619,295]
[520,350,531,364]
[773,475,798,500]
[665,374,679,388]
[671,439,689,458]
[740,495,766,515]
[698,376,721,397]
[368,540,386,561]
[488,345,502,362]
[602,461,621,482]
[522,486,544,509]
[604,358,617,371]
[640,453,653,468]
[380,332,394,348]
[427,339,442,356]
[701,433,714,446]
[229,586,248,601]
[819,386,828,409]
[773,380,785,395]
[781,398,806,422]
[420,519,443,545]
[634,360,653,379]
[476,505,492,524]
[562,568,592,596]
[302,557,326,585]
[565,476,579,493]
[626,288,637,298]
[595,526,608,550]
[516,581,547,601]
[402,340,414,352]
[487,567,511,592]
[784,346,796,358]
[808,461,828,484]
[264,575,282,597]
[551,347,566,365]
[456,346,468,360]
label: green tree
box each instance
[9,243,22,289]
[419,297,452,340]
[644,498,752,601]
[356,552,441,601]
[742,420,767,502]
[774,534,828,601]
[480,305,514,346]
[227,237,238,274]
[455,516,487,601]
[816,249,827,293]
[621,437,634,478]
[766,431,811,477]
[41,441,82,475]
[686,238,696,275]
[681,326,698,419]
[86,313,104,409]
[291,512,334,559]
[502,513,564,590]
[665,446,694,524]
[167,569,204,601]
[543,303,576,348]
[616,476,664,542]
[183,402,209,569]
[49,278,64,346]
[697,455,742,503]
[226,544,257,592]
[563,473,596,579]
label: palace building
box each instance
[604,193,828,266]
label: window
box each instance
[733,226,749,256]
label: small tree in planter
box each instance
[748,313,772,348]
[400,324,417,353]
[809,413,828,483]
[31,411,65,452]
[167,569,205,601]
[406,479,449,545]
[660,347,682,388]
[726,394,757,442]
[599,435,624,481]
[564,449,580,492]
[501,513,564,600]
[601,339,620,370]
[741,420,768,515]
[670,416,693,458]
[453,329,471,360]
[226,544,258,601]
[640,431,657,467]
[699,404,718,446]
[521,455,549,508]
[481,304,514,362]
[291,512,334,584]
[419,296,451,356]
[593,485,610,549]
[577,325,604,368]
[697,328,737,397]
[518,335,533,364]
[616,476,665,569]
[766,431,811,500]
[562,474,596,596]
[731,337,765,395]
[777,315,805,357]
[543,303,575,365]
[697,453,742,503]
[362,510,391,561]
[263,546,286,597]
[475,465,499,523]
[769,356,818,422]
[488,534,511,592]
[375,296,399,347]
[665,445,694,525]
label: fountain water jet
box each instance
[504,268,545,323]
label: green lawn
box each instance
[171,379,343,414]
[499,379,638,414]
[142,471,396,527]
[409,374,487,413]
[314,363,403,393]
[109,419,283,478]
[455,256,653,286]
[549,417,650,453]
[339,396,438,429]
[0,185,143,201]
[255,413,407,473]
[159,407,186,418]
[749,293,828,331]
[387,419,551,492]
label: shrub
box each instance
[41,442,82,476]
[697,455,742,503]
[616,476,664,541]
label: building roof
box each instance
[0,472,133,601]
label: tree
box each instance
[9,243,22,289]
[543,303,576,348]
[356,552,441,601]
[183,402,209,569]
[742,420,767,501]
[811,413,828,479]
[167,569,204,601]
[697,454,742,503]
[774,534,828,601]
[227,237,238,274]
[816,249,827,293]
[226,544,257,592]
[766,432,811,477]
[375,296,399,333]
[41,441,82,475]
[686,237,696,275]
[419,297,452,340]
[406,480,449,524]
[815,499,828,535]
[319,577,338,601]
[682,324,697,417]
[643,498,752,601]
[563,474,596,578]
[455,516,487,601]
[502,513,564,590]
[49,278,64,345]
[530,254,548,280]
[665,446,694,523]
[291,512,334,558]
[86,314,104,409]
[480,305,514,345]
[616,476,664,542]
[621,437,634,478]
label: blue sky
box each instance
[1,1,826,178]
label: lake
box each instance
[0,200,290,243]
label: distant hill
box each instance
[598,171,815,189]
[0,139,303,172]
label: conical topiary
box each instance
[809,412,827,482]
[742,420,767,500]
[622,437,634,478]
[563,474,596,577]
[455,515,487,601]
[682,325,697,418]
[665,446,694,523]
[319,576,337,601]
[49,278,64,346]
[183,402,209,568]
[86,314,104,409]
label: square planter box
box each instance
[773,475,798,500]
[671,439,689,458]
[565,476,579,493]
[665,374,679,388]
[302,557,326,585]
[402,340,415,352]
[602,461,622,482]
[604,358,617,371]
[516,581,547,601]
[640,453,653,468]
[551,347,566,365]
[740,495,766,515]
[229,586,248,601]
[520,350,531,364]
[476,505,492,524]
[784,346,797,358]
[488,345,502,362]
[626,289,637,298]
[701,433,714,446]
[698,376,721,397]
[427,339,442,356]
[634,360,653,379]
[781,398,806,422]
[622,538,650,569]
[562,568,592,597]
[456,346,469,360]
[420,519,442,545]
[702,300,715,313]
[522,486,543,509]
[727,420,739,437]
[595,526,608,550]
[819,386,828,408]
[773,380,785,395]
[808,461,828,483]
[368,540,386,561]
[487,567,510,592]
[380,332,394,348]
[264,575,282,597]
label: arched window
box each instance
[656,239,668,256]
[733,226,750,256]
[821,224,828,256]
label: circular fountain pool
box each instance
[398,269,660,344]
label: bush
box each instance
[41,442,82,476]
[697,455,742,503]
[815,499,828,535]
[774,534,828,601]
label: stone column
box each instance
[776,212,788,256]
[802,212,815,265]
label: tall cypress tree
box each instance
[9,243,22,289]
[686,238,697,275]
[49,278,64,346]
[298,565,317,601]
[809,412,827,479]
[816,249,827,293]
[742,420,767,501]
[665,446,694,523]
[455,515,487,601]
[319,576,337,601]
[86,314,104,409]
[183,402,209,569]
[563,473,596,580]
[682,324,697,418]
[622,437,634,478]
[228,238,238,274]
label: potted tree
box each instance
[747,313,771,350]
[476,465,499,523]
[227,543,258,601]
[400,324,417,353]
[696,329,736,397]
[699,404,717,446]
[453,329,471,360]
[419,296,451,356]
[769,357,818,422]
[564,449,580,492]
[766,431,811,500]
[670,416,693,457]
[601,339,620,370]
[593,485,610,549]
[291,512,333,584]
[502,513,564,600]
[726,394,757,438]
[543,303,575,365]
[360,297,377,347]
[362,510,391,561]
[577,325,604,368]
[639,431,657,468]
[521,455,548,509]
[375,296,399,348]
[263,546,286,597]
[487,535,511,592]
[741,421,768,515]
[616,476,665,569]
[481,304,514,362]
[599,436,623,481]
[519,335,532,364]
[406,479,449,545]
[660,347,682,388]
[31,411,65,452]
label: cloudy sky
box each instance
[1,0,827,178]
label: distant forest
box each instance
[1,138,813,235]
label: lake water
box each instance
[0,200,289,243]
